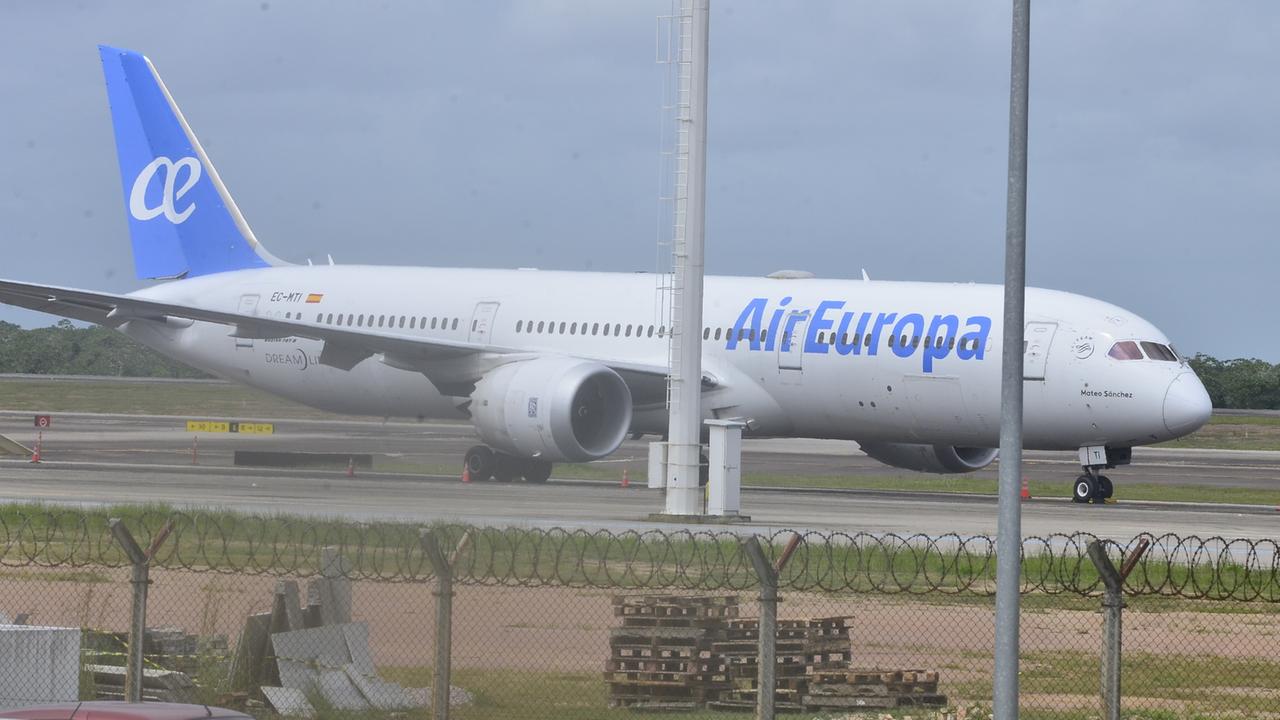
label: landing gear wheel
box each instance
[491,454,518,483]
[464,446,495,482]
[1072,474,1096,504]
[522,459,553,484]
[1096,475,1114,500]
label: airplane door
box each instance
[777,311,808,371]
[469,302,500,344]
[236,294,260,349]
[1023,321,1058,380]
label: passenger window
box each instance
[536,321,545,332]
[593,323,600,335]
[516,320,523,332]
[557,322,565,334]
[1141,341,1178,362]
[452,318,459,331]
[625,325,633,337]
[714,328,722,341]
[409,317,416,329]
[1107,341,1144,361]
[703,328,710,340]
[602,324,611,336]
[911,336,919,348]
[357,315,365,327]
[760,329,768,343]
[326,313,333,324]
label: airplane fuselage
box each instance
[122,265,1205,451]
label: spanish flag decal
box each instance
[305,293,324,304]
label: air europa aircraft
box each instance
[0,47,1212,503]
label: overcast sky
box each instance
[0,2,1275,360]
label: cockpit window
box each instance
[1107,341,1144,360]
[1141,341,1178,362]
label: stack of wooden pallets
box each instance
[606,597,943,713]
[707,618,812,712]
[804,668,947,711]
[605,595,738,711]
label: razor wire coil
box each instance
[0,509,1277,601]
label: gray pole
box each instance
[421,529,472,720]
[743,537,777,720]
[1087,542,1123,720]
[664,0,710,515]
[993,1,1031,718]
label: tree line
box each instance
[0,321,1277,408]
[1188,354,1280,410]
[0,321,207,378]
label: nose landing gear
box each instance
[1072,470,1114,504]
[1073,445,1129,504]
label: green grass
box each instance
[1156,414,1280,451]
[954,650,1280,718]
[0,502,1275,605]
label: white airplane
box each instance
[0,47,1212,503]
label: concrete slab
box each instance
[0,625,79,704]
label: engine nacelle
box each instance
[470,357,633,463]
[859,442,997,474]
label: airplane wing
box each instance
[0,278,715,401]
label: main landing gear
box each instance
[464,446,552,484]
[1072,445,1131,504]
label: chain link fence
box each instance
[0,510,1276,718]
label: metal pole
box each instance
[743,537,776,720]
[1087,539,1149,720]
[993,1,1031,718]
[421,529,472,720]
[109,518,174,703]
[743,534,802,720]
[664,0,710,515]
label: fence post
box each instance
[1086,538,1149,720]
[108,518,175,703]
[420,528,473,720]
[743,533,802,720]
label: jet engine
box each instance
[469,357,633,463]
[858,442,997,474]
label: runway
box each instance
[1,411,1277,540]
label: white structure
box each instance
[0,625,80,704]
[662,0,712,516]
[704,420,745,516]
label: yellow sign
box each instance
[185,421,274,435]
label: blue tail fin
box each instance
[98,45,287,279]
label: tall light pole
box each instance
[664,0,710,515]
[993,0,1031,718]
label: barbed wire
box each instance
[0,509,1276,601]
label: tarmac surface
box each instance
[1,410,1277,540]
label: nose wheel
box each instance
[1071,471,1114,504]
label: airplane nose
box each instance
[1163,372,1212,436]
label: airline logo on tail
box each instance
[129,156,202,224]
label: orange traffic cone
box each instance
[1020,477,1031,501]
[346,457,355,477]
[29,432,42,464]
[621,469,630,488]
[461,466,472,483]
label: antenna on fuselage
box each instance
[327,254,335,266]
[861,268,871,281]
